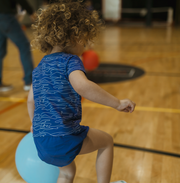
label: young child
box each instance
[27,1,136,183]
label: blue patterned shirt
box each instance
[32,52,86,137]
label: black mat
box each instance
[86,63,145,83]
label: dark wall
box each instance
[175,0,180,25]
[91,0,102,11]
[122,0,176,21]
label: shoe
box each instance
[111,181,127,183]
[0,84,13,92]
[24,84,31,91]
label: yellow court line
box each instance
[0,97,180,114]
[82,103,180,114]
[0,97,27,102]
[135,106,180,114]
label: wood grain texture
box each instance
[0,26,180,182]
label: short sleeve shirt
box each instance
[32,52,86,137]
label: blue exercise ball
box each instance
[15,132,60,183]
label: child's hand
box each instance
[116,99,136,113]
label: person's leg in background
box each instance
[0,14,34,91]
[0,27,13,92]
[7,15,34,90]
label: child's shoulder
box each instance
[38,53,81,69]
[43,52,79,62]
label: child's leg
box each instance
[79,128,114,183]
[57,161,76,183]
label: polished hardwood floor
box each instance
[0,25,180,183]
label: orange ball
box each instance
[82,50,99,71]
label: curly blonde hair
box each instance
[31,0,104,53]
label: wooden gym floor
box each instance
[0,26,180,183]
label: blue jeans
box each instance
[0,14,34,85]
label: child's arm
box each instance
[69,70,136,113]
[27,85,35,132]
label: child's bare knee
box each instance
[105,133,113,147]
[60,168,76,180]
[59,163,76,180]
